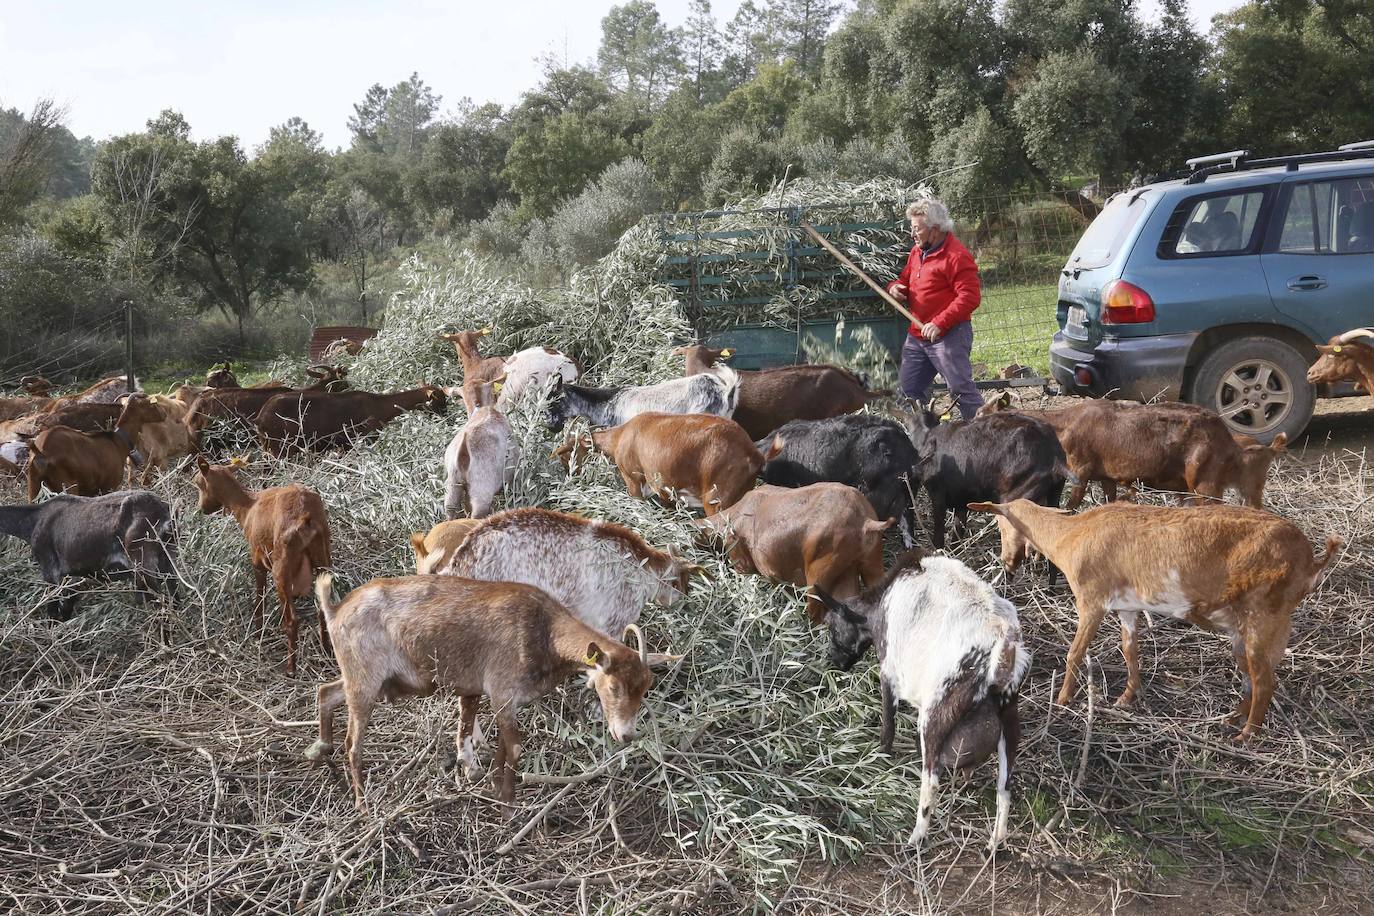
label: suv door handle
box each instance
[1287,275,1328,291]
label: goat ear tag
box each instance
[1332,345,1343,353]
[939,411,952,422]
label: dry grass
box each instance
[1,250,1371,914]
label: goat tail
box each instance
[1311,535,1344,586]
[987,627,1031,695]
[314,572,337,621]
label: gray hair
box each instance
[906,197,954,232]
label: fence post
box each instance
[124,300,135,393]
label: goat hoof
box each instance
[303,739,331,761]
[1112,695,1135,709]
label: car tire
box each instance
[1187,336,1313,443]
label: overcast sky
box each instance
[1,0,1243,150]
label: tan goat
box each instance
[697,482,893,623]
[440,328,507,384]
[589,412,783,516]
[192,457,332,675]
[969,499,1341,741]
[306,572,653,810]
[408,518,483,573]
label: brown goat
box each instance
[409,518,484,573]
[674,345,890,439]
[1307,329,1374,394]
[306,572,653,810]
[440,328,507,383]
[588,412,783,515]
[23,395,162,500]
[254,385,448,455]
[697,482,893,623]
[970,499,1341,741]
[981,398,1284,508]
[192,457,332,674]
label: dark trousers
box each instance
[898,321,983,419]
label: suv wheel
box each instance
[1187,336,1313,442]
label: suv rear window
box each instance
[1066,191,1149,270]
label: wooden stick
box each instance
[799,220,923,331]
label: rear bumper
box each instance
[1049,332,1197,401]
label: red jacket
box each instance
[886,233,982,335]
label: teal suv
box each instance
[1051,143,1374,442]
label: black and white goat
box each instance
[815,550,1030,850]
[0,490,179,618]
[546,369,739,432]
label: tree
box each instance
[91,115,315,342]
[1212,1,1373,154]
[683,0,724,103]
[770,0,844,77]
[0,99,65,227]
[503,111,631,217]
[408,102,511,225]
[642,88,726,207]
[598,1,684,114]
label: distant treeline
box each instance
[0,0,1370,370]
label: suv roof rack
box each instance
[1185,144,1374,184]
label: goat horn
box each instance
[622,624,648,665]
[1336,328,1374,344]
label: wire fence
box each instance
[656,187,1108,378]
[0,310,128,389]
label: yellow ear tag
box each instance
[1332,345,1343,353]
[229,456,247,468]
[493,381,503,392]
[721,348,734,357]
[939,412,952,422]
[584,652,600,667]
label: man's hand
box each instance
[890,282,907,297]
[921,323,943,342]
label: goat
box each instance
[435,507,694,639]
[546,370,739,433]
[323,338,365,359]
[184,386,295,451]
[697,482,892,623]
[20,376,53,397]
[905,405,1068,576]
[127,394,195,484]
[306,573,653,810]
[23,395,162,500]
[443,378,518,518]
[409,518,483,573]
[499,347,580,406]
[969,499,1341,740]
[205,362,240,388]
[978,397,1286,508]
[1307,328,1374,394]
[440,328,507,384]
[756,413,921,546]
[254,385,448,455]
[674,345,891,439]
[192,457,332,674]
[815,550,1029,850]
[587,412,782,516]
[304,364,350,392]
[0,490,178,619]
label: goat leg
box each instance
[278,582,299,676]
[1115,610,1142,707]
[251,566,268,637]
[880,677,897,755]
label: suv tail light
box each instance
[1100,280,1156,324]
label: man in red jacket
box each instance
[887,197,984,419]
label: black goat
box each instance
[756,414,920,545]
[0,491,179,619]
[905,407,1067,576]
